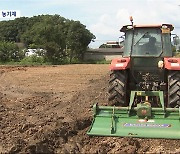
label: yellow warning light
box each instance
[130,16,133,22]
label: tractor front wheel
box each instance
[168,71,180,108]
[108,71,127,106]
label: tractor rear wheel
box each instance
[108,71,127,106]
[168,71,180,108]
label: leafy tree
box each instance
[0,15,95,64]
[66,21,95,62]
[21,16,67,63]
[0,41,24,62]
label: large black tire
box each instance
[108,71,127,106]
[168,71,180,108]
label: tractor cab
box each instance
[121,24,174,58]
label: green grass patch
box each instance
[0,56,111,66]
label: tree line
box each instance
[0,14,95,64]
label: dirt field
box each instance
[0,64,179,153]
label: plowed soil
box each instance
[0,64,179,153]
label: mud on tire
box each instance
[108,70,127,106]
[168,71,180,107]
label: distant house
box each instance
[84,41,124,61]
[25,49,37,56]
[25,49,45,57]
[106,41,123,48]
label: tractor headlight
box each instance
[158,60,164,68]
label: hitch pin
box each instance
[145,96,149,104]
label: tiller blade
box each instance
[87,91,180,139]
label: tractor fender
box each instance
[164,57,180,70]
[110,57,130,70]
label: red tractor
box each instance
[87,18,180,139]
[108,20,180,108]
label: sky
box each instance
[0,0,180,48]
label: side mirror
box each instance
[172,34,180,52]
[172,35,180,45]
[119,35,125,46]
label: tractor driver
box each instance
[143,37,157,54]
